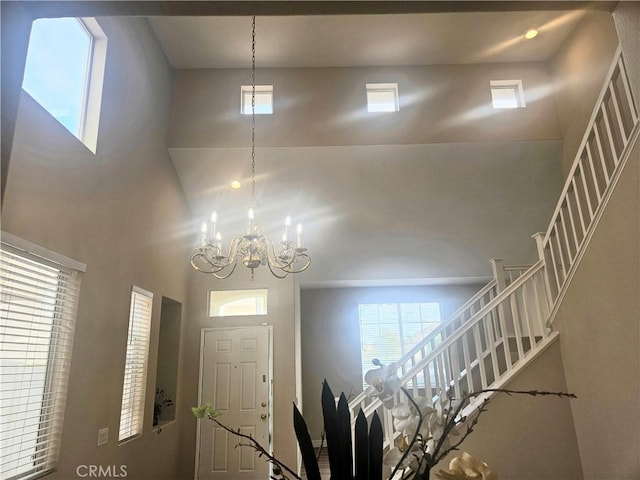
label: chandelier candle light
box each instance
[191,17,310,280]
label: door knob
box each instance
[261,401,267,407]
[260,413,267,420]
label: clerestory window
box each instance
[366,83,400,112]
[241,85,273,114]
[22,17,107,153]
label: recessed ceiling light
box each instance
[525,29,539,40]
[230,180,241,189]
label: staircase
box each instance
[348,46,639,450]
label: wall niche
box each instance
[153,296,182,427]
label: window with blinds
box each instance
[358,302,441,388]
[0,236,84,480]
[118,286,152,442]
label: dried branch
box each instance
[430,388,576,467]
[207,414,302,480]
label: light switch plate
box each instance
[97,427,108,446]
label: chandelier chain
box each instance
[251,16,256,200]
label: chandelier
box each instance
[191,17,311,280]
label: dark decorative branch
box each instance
[429,388,576,467]
[206,413,302,480]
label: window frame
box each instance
[22,17,107,153]
[240,84,274,115]
[0,232,85,480]
[366,82,400,112]
[118,286,153,443]
[208,288,268,317]
[490,79,526,109]
[358,301,441,388]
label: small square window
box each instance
[366,83,399,112]
[490,80,526,109]
[241,85,273,114]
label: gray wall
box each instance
[438,341,583,479]
[613,1,640,103]
[2,16,191,480]
[169,60,566,286]
[169,62,562,149]
[550,5,640,477]
[553,140,639,479]
[550,12,619,175]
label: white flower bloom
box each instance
[383,438,423,474]
[363,361,401,408]
[391,397,436,437]
[434,452,498,480]
[424,394,461,456]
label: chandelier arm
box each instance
[265,237,311,274]
[227,235,243,261]
[280,252,311,274]
[191,236,245,277]
[265,238,295,269]
[191,251,236,276]
[266,257,291,279]
[191,252,224,274]
[209,259,239,280]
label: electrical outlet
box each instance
[97,427,108,447]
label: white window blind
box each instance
[118,286,152,442]
[0,239,83,480]
[359,302,441,388]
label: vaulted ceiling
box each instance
[142,4,612,287]
[149,10,585,69]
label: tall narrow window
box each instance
[0,234,85,480]
[22,17,107,153]
[358,302,441,387]
[119,286,153,442]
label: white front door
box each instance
[196,327,272,480]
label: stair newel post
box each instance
[533,232,554,318]
[490,258,514,348]
[490,258,506,292]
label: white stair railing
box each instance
[537,47,639,323]
[348,262,554,449]
[350,259,530,412]
[348,269,501,418]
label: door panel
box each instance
[198,327,271,480]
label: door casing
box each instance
[194,325,273,480]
